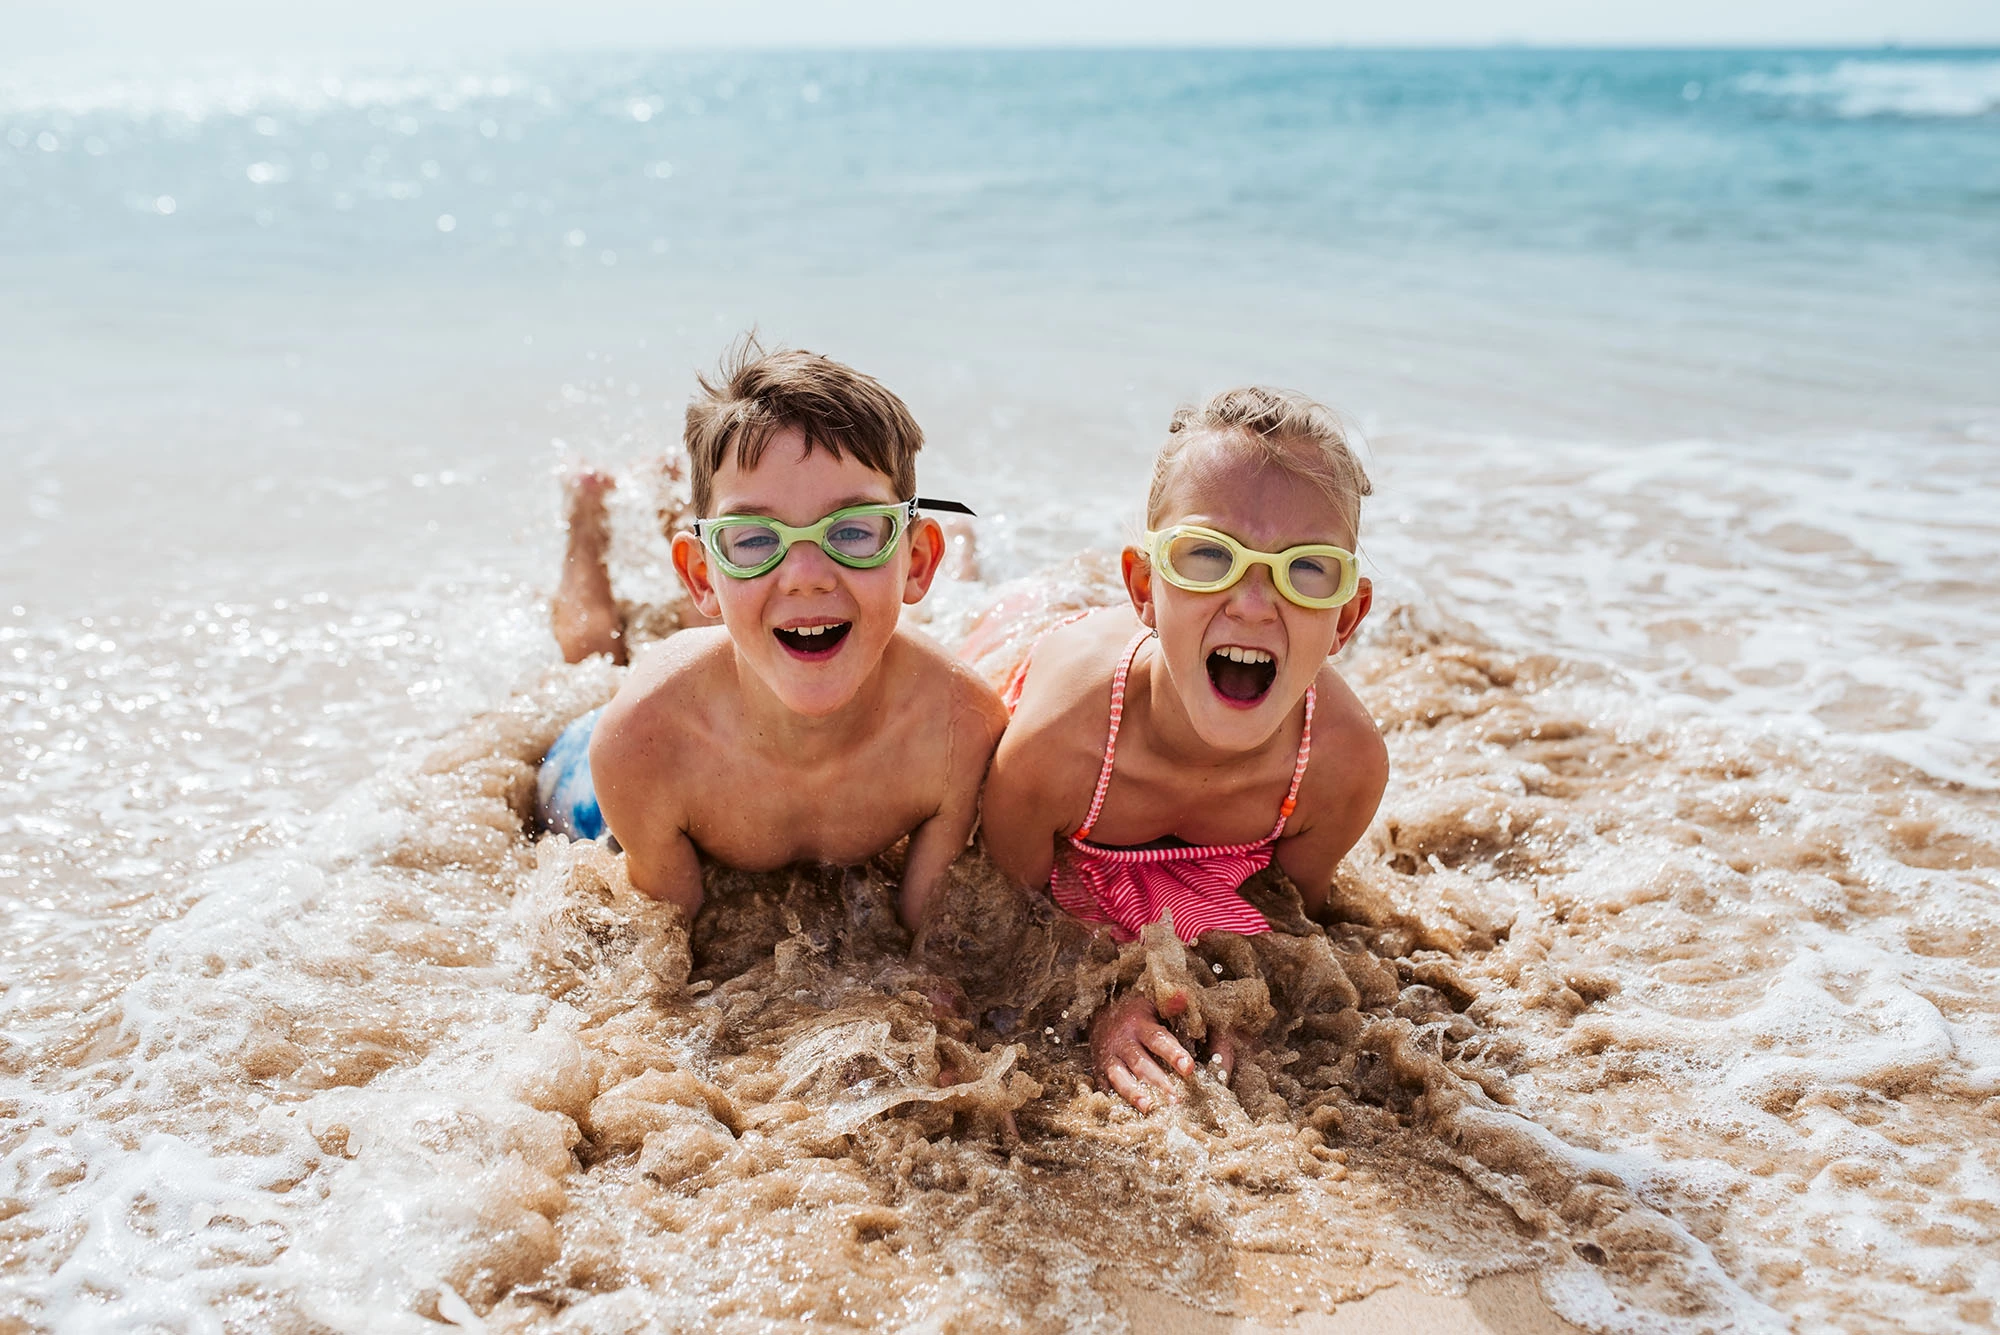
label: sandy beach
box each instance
[1125,1270,1582,1334]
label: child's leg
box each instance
[953,551,1127,688]
[550,470,626,665]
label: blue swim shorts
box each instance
[536,707,611,843]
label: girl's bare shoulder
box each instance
[1300,660,1389,808]
[1013,607,1142,719]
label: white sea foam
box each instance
[1365,424,2000,788]
[1739,58,2000,118]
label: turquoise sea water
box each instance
[5,46,1996,766]
[7,49,1999,284]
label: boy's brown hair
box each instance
[1147,385,1372,535]
[684,336,924,515]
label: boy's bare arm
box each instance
[588,671,707,920]
[897,676,1009,933]
[611,815,707,920]
[1274,674,1388,916]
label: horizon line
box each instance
[15,39,2000,58]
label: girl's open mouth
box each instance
[774,622,852,659]
[1207,646,1276,705]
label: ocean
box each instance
[2,47,1997,1332]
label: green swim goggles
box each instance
[1143,524,1361,609]
[694,497,974,580]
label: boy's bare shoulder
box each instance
[597,627,733,744]
[1301,660,1389,808]
[889,627,1009,738]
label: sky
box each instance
[12,0,2000,56]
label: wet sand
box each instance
[6,518,1998,1332]
[1120,1270,1583,1334]
[6,564,1996,1330]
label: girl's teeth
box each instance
[1220,647,1272,664]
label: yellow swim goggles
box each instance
[1143,524,1361,609]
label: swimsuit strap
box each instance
[1269,685,1316,840]
[1075,629,1154,841]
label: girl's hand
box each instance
[1090,993,1196,1113]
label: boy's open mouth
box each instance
[1207,646,1276,705]
[774,622,852,659]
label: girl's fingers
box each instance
[1102,1059,1155,1114]
[1141,1027,1196,1077]
[1124,1050,1180,1102]
[1210,1029,1239,1084]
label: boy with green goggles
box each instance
[696,497,975,580]
[536,339,1007,943]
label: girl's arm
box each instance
[977,718,1068,890]
[1274,697,1389,916]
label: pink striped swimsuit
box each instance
[1048,630,1315,944]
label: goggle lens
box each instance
[714,523,783,569]
[823,513,897,561]
[1284,553,1345,600]
[1164,532,1238,586]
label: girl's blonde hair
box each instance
[1146,386,1371,534]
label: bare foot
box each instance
[1090,993,1196,1113]
[938,517,980,582]
[551,470,627,664]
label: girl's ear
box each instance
[901,516,946,605]
[670,530,724,619]
[1120,545,1157,630]
[1331,576,1373,655]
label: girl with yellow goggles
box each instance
[1142,524,1361,609]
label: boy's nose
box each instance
[774,538,841,593]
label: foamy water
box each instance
[5,46,1999,1334]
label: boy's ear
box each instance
[670,530,724,619]
[901,516,947,605]
[1120,545,1158,630]
[1332,576,1373,655]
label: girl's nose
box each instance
[1224,563,1282,619]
